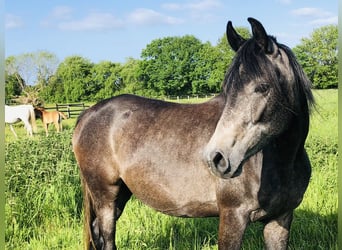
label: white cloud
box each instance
[42,6,123,31]
[291,7,337,27]
[5,14,24,29]
[276,0,292,5]
[161,0,222,23]
[291,8,332,18]
[161,3,182,11]
[187,0,222,11]
[57,12,124,31]
[41,5,73,28]
[162,0,222,12]
[51,6,73,20]
[309,16,338,26]
[44,6,182,31]
[128,8,183,26]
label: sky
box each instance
[5,0,338,64]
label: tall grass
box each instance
[5,130,83,249]
[5,90,337,249]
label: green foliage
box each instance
[90,61,122,101]
[137,29,249,97]
[118,57,140,94]
[38,73,65,103]
[5,72,22,100]
[190,42,223,94]
[138,35,205,96]
[293,25,338,89]
[56,56,94,102]
[5,56,26,100]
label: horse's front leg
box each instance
[54,121,60,133]
[218,207,249,250]
[44,123,49,136]
[9,125,18,138]
[263,211,293,250]
[23,121,33,136]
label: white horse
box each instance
[5,105,37,138]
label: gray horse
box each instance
[73,17,314,250]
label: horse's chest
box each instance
[256,168,305,220]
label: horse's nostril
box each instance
[213,152,223,167]
[212,152,230,174]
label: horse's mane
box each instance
[280,43,315,111]
[222,36,315,112]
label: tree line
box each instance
[5,25,337,104]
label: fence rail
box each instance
[44,103,89,118]
[56,103,88,118]
[164,94,216,101]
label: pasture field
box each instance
[5,89,337,249]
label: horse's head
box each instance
[205,18,314,179]
[34,107,44,118]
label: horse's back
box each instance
[74,94,223,147]
[5,104,33,123]
[73,93,223,171]
[73,94,162,150]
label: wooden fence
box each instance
[46,103,89,118]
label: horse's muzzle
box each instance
[207,151,237,179]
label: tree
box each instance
[35,51,59,88]
[293,25,338,89]
[5,55,29,95]
[39,74,65,103]
[5,52,59,104]
[119,57,140,94]
[5,72,22,101]
[138,35,205,97]
[91,61,122,101]
[52,56,93,102]
[138,30,253,97]
[191,42,222,94]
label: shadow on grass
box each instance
[117,204,337,249]
[288,209,337,250]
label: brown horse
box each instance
[73,18,314,250]
[34,107,68,136]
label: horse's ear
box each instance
[226,21,246,52]
[248,17,274,54]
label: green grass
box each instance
[5,89,337,249]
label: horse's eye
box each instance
[255,83,270,93]
[255,83,270,94]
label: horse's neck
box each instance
[258,113,311,214]
[265,114,309,170]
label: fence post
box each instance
[67,105,71,118]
